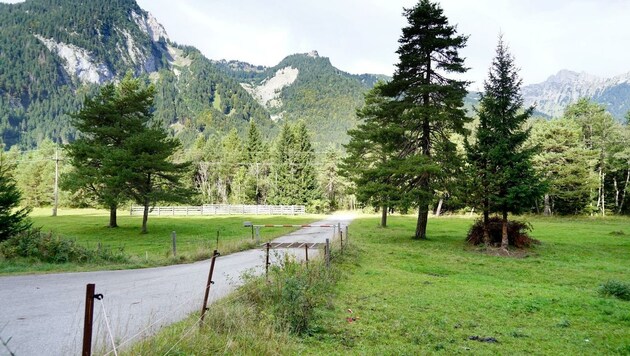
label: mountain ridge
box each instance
[522,69,630,120]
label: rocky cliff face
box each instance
[522,70,630,120]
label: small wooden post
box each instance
[305,243,309,263]
[82,283,96,356]
[171,231,177,257]
[216,230,220,250]
[265,242,271,278]
[325,238,330,269]
[337,223,341,239]
[340,230,343,253]
[345,225,349,245]
[200,250,219,325]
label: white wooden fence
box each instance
[129,204,306,216]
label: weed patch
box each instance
[599,280,630,301]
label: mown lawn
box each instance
[299,215,630,355]
[0,208,320,274]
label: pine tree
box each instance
[63,78,151,228]
[342,83,404,227]
[380,0,470,238]
[268,123,297,205]
[124,126,191,234]
[471,37,544,249]
[0,153,31,242]
[292,121,321,205]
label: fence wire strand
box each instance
[102,293,202,356]
[98,299,118,356]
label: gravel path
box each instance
[0,214,355,356]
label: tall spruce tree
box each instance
[471,37,544,249]
[0,153,31,242]
[292,121,321,205]
[380,0,470,238]
[268,123,297,205]
[343,83,404,227]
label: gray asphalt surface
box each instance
[0,214,354,356]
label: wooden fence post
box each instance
[340,229,343,253]
[325,238,330,269]
[305,243,309,263]
[82,283,97,356]
[171,231,177,257]
[265,242,271,278]
[200,250,219,325]
[345,225,349,245]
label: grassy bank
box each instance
[0,208,320,274]
[122,215,630,355]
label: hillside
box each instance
[0,0,274,148]
[522,70,630,121]
[216,51,389,147]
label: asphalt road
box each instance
[0,214,354,356]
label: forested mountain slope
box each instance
[218,51,388,147]
[0,0,273,148]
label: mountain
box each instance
[522,70,630,121]
[0,0,274,148]
[216,51,388,147]
[0,0,387,150]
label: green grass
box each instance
[0,208,321,274]
[299,215,630,355]
[111,215,630,355]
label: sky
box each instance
[4,0,630,89]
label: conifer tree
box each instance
[470,37,544,250]
[380,0,470,238]
[268,123,297,205]
[63,77,151,228]
[124,125,191,234]
[0,153,31,242]
[343,83,404,227]
[292,121,321,205]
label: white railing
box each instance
[129,204,306,216]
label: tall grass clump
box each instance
[0,228,128,264]
[127,244,357,355]
[599,280,630,301]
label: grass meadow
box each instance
[125,214,630,355]
[0,208,320,274]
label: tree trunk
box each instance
[601,172,606,216]
[435,198,443,217]
[619,168,629,214]
[482,198,490,245]
[543,194,551,216]
[108,205,118,228]
[500,210,509,251]
[381,205,388,228]
[614,177,619,210]
[415,205,429,240]
[142,198,149,234]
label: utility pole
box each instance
[52,147,59,217]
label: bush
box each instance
[0,228,128,264]
[599,280,630,301]
[466,216,540,248]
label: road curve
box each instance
[0,214,355,356]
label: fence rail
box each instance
[130,204,306,216]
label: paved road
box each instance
[0,214,354,356]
